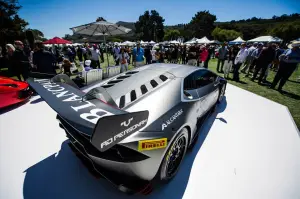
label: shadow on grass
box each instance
[280,90,300,100]
[287,79,300,84]
[227,78,247,85]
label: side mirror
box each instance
[184,90,193,100]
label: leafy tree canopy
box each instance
[0,0,46,46]
[135,10,165,42]
[268,21,300,42]
[189,10,217,39]
[164,29,180,41]
[212,27,242,41]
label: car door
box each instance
[182,72,202,130]
[191,70,216,113]
[203,71,219,108]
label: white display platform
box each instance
[0,84,299,199]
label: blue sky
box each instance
[19,0,300,39]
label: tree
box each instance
[212,27,242,41]
[164,29,180,41]
[28,29,44,40]
[96,17,106,22]
[135,10,165,42]
[189,10,217,39]
[0,0,46,46]
[0,0,28,46]
[268,21,300,42]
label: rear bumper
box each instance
[57,115,156,192]
[67,136,151,193]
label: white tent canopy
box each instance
[140,40,148,45]
[248,36,282,43]
[170,40,180,44]
[230,37,245,43]
[149,40,156,44]
[120,41,135,46]
[210,40,221,44]
[291,38,300,43]
[185,37,198,44]
[196,36,212,44]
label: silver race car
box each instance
[28,63,226,194]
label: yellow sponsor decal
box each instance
[138,138,167,151]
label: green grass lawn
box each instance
[1,54,299,129]
[207,59,300,129]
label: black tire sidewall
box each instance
[159,128,189,182]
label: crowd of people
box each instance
[0,39,299,93]
[117,41,300,92]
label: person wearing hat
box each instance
[11,41,30,81]
[269,41,300,92]
[133,42,144,67]
[84,60,92,71]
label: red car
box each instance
[0,76,32,109]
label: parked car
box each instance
[27,64,227,194]
[0,76,32,109]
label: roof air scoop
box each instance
[82,87,118,107]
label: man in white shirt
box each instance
[90,44,101,69]
[233,43,248,82]
[241,43,257,73]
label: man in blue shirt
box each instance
[133,42,144,67]
[270,42,300,92]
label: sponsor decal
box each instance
[100,118,148,149]
[162,109,183,131]
[138,138,167,151]
[121,117,133,127]
[33,78,112,124]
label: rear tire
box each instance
[159,128,189,182]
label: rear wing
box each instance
[27,75,149,152]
